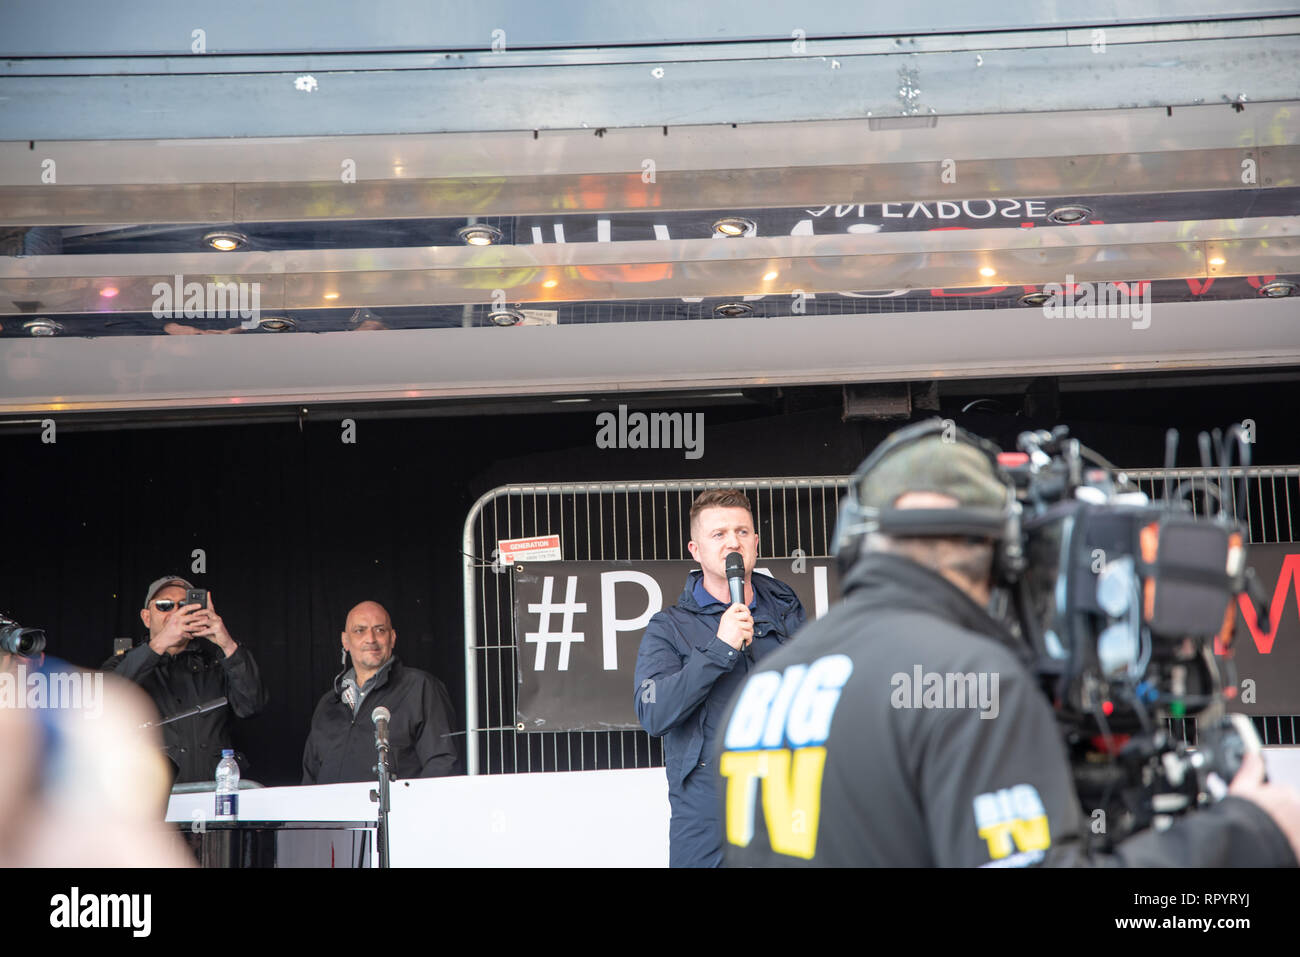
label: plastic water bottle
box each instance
[215,749,239,821]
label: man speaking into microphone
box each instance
[634,489,806,867]
[301,601,459,784]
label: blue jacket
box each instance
[634,569,806,865]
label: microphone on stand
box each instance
[371,706,393,869]
[372,706,391,751]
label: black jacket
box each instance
[718,552,1297,867]
[102,639,268,784]
[301,657,460,785]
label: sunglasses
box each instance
[150,599,197,612]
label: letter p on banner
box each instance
[600,571,662,670]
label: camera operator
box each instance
[718,420,1300,866]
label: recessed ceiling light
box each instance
[979,267,997,278]
[488,308,525,326]
[713,302,755,318]
[1047,205,1092,225]
[22,317,63,336]
[99,286,119,298]
[762,270,779,281]
[458,224,503,246]
[1018,291,1052,306]
[1258,279,1298,298]
[542,279,558,288]
[203,230,248,251]
[712,217,756,238]
[323,292,340,300]
[257,315,296,332]
[1208,256,1226,266]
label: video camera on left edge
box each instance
[0,614,46,657]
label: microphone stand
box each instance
[371,732,393,869]
[140,697,228,729]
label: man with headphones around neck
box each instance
[301,600,459,785]
[717,419,1300,866]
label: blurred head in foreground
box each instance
[0,652,193,867]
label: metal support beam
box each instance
[2,298,1296,414]
[2,30,1297,140]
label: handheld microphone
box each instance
[372,706,391,750]
[725,553,746,606]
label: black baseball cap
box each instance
[143,575,194,608]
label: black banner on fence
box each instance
[512,546,1300,732]
[513,559,839,731]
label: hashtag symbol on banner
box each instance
[525,576,587,671]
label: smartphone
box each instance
[185,588,209,610]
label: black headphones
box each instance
[333,646,349,700]
[832,418,1025,582]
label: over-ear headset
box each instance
[832,418,1025,582]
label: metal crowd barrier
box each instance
[462,476,849,774]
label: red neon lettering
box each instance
[1228,554,1300,655]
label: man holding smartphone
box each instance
[101,575,268,784]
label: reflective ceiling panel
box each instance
[0,3,1297,412]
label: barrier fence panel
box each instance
[463,466,1300,774]
[462,477,848,774]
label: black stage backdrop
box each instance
[3,380,1298,784]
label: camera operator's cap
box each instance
[857,435,1008,511]
[143,575,194,608]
